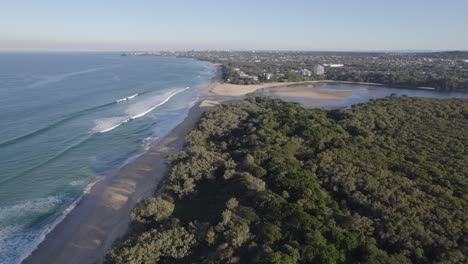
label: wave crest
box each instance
[115,93,139,103]
[98,87,190,133]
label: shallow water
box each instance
[261,83,468,108]
[0,53,214,263]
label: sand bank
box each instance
[203,80,383,97]
[203,79,365,100]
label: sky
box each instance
[1,0,467,51]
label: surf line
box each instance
[115,93,139,103]
[99,87,190,133]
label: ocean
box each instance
[0,52,215,264]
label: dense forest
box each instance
[107,96,467,263]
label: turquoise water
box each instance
[0,53,214,263]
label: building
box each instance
[276,72,286,78]
[325,64,344,68]
[239,71,258,81]
[239,72,249,78]
[313,65,325,75]
[299,69,312,77]
[261,72,273,80]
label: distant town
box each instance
[123,51,468,92]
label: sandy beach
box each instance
[23,100,220,264]
[203,78,383,97]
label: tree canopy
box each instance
[108,96,467,264]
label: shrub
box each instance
[130,197,174,224]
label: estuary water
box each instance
[0,53,214,263]
[262,83,468,108]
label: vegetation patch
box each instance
[107,96,467,263]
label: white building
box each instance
[239,72,249,78]
[300,69,312,76]
[239,71,258,81]
[313,65,325,75]
[329,64,344,68]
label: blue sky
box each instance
[1,0,467,51]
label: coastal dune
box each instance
[23,100,219,264]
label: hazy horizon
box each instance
[1,49,467,53]
[2,0,468,51]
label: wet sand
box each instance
[269,86,353,101]
[203,78,383,97]
[23,100,220,264]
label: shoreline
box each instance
[20,62,452,264]
[23,99,220,264]
[203,79,438,97]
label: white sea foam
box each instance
[129,87,190,119]
[127,93,139,100]
[0,194,69,264]
[0,196,64,223]
[99,119,130,133]
[115,93,139,103]
[93,117,130,133]
[15,178,102,264]
[98,87,190,133]
[190,96,200,107]
[69,180,86,187]
[142,136,160,151]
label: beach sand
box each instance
[203,78,381,97]
[23,100,220,264]
[203,78,358,103]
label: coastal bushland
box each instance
[107,96,468,264]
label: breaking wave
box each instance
[15,178,101,264]
[0,91,148,147]
[115,93,139,103]
[0,194,71,263]
[130,87,190,119]
[0,103,112,148]
[97,87,190,133]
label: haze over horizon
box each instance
[1,0,468,52]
